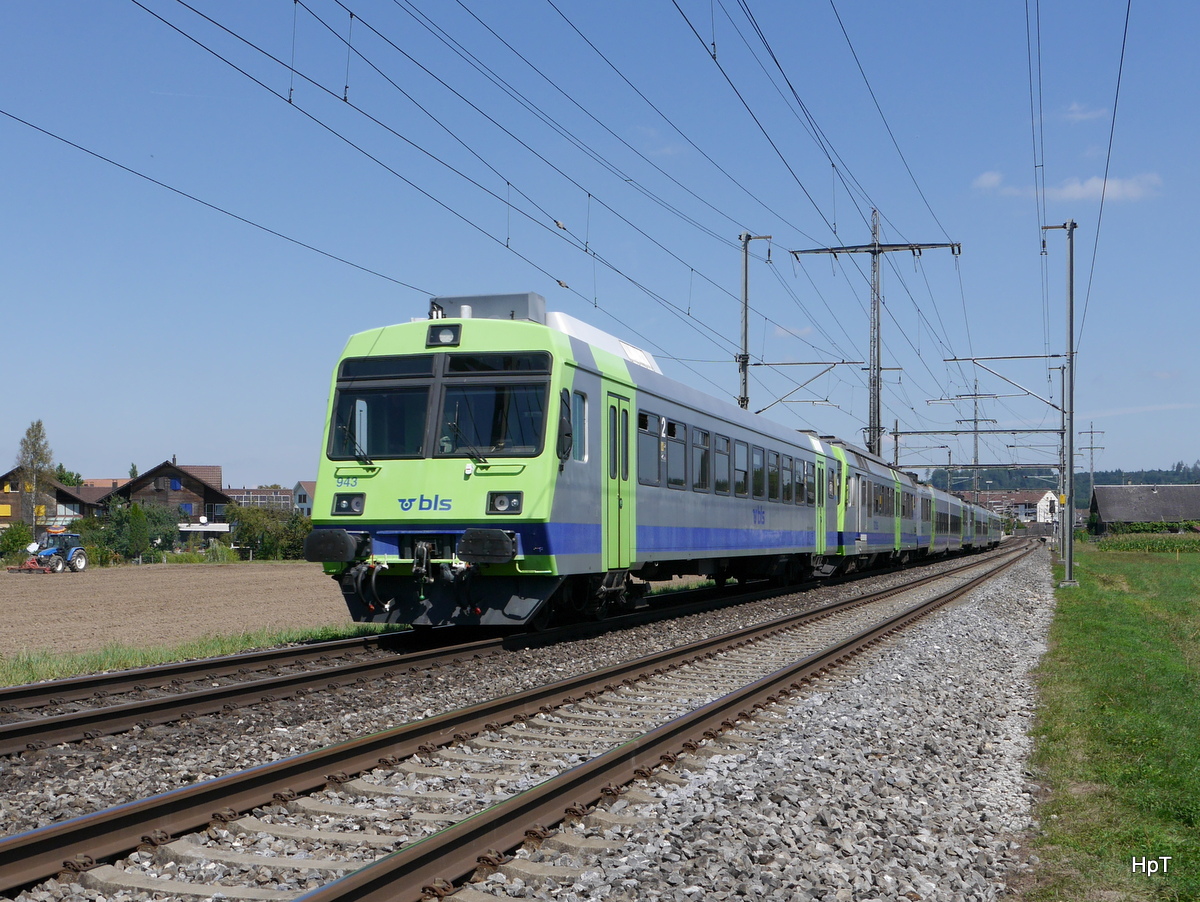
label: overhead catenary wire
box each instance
[1077,0,1132,350]
[144,2,970,447]
[310,0,864,384]
[697,0,972,439]
[148,0,753,369]
[0,107,433,296]
[139,0,862,409]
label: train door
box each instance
[603,393,632,570]
[814,457,827,556]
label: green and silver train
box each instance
[304,293,1002,627]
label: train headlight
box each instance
[426,323,461,347]
[332,493,366,516]
[487,491,522,514]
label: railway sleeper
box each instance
[468,736,603,757]
[156,836,365,874]
[80,864,293,902]
[226,815,399,849]
[287,795,454,824]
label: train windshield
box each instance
[330,388,428,460]
[327,351,550,460]
[436,384,547,458]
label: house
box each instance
[293,481,316,516]
[0,468,103,533]
[103,461,231,523]
[973,490,1059,524]
[1089,484,1200,534]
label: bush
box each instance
[205,544,237,563]
[164,552,207,564]
[83,543,122,567]
[1,521,35,565]
[1103,520,1200,535]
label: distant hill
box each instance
[925,461,1200,508]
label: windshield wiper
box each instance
[334,415,373,465]
[448,404,488,463]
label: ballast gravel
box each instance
[0,552,1014,838]
[0,547,1053,902]
[465,548,1054,902]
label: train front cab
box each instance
[303,300,609,628]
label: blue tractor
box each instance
[30,528,88,572]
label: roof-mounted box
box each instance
[430,293,546,324]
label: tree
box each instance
[127,504,150,561]
[54,463,83,487]
[226,503,311,560]
[15,420,55,532]
[129,462,139,479]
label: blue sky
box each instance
[2,1,1189,489]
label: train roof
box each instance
[428,293,662,375]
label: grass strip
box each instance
[0,623,404,688]
[1028,547,1200,899]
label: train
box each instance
[303,292,1002,628]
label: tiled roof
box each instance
[1092,484,1200,523]
[179,466,223,490]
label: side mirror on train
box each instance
[556,389,573,465]
[557,417,573,462]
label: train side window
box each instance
[691,429,711,492]
[734,441,749,497]
[828,463,840,504]
[781,455,793,503]
[714,435,731,495]
[767,451,780,501]
[621,408,629,481]
[608,405,617,479]
[805,461,816,506]
[638,412,661,486]
[751,446,766,499]
[572,392,587,462]
[666,420,686,489]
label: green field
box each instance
[1029,546,1200,900]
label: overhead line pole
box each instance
[790,209,959,456]
[1079,422,1105,512]
[1045,220,1078,586]
[739,232,772,410]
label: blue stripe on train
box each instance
[636,524,819,554]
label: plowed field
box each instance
[1,562,348,656]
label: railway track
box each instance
[0,542,1031,900]
[0,547,1015,758]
